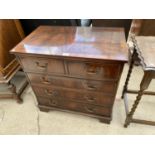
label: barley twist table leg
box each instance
[124,72,152,127]
[121,49,137,99]
[124,90,144,127]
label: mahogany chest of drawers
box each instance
[11,26,128,123]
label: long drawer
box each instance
[32,84,114,107]
[37,96,111,117]
[28,73,117,94]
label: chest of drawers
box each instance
[11,26,128,123]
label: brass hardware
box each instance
[49,99,57,106]
[41,77,51,84]
[45,89,58,96]
[87,85,96,90]
[83,81,97,90]
[85,105,94,113]
[36,62,47,69]
[85,64,100,75]
[85,95,96,102]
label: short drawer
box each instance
[37,97,111,116]
[68,61,121,80]
[28,73,117,93]
[32,85,114,107]
[20,56,65,74]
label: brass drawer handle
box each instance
[41,77,51,84]
[83,82,97,90]
[85,64,100,75]
[49,99,57,106]
[45,89,58,96]
[85,105,94,113]
[87,85,96,90]
[85,95,96,103]
[87,70,98,75]
[36,62,48,69]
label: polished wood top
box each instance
[132,36,155,70]
[11,26,128,62]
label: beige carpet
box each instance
[0,64,155,135]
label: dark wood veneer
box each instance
[32,84,114,107]
[27,73,117,93]
[11,26,128,123]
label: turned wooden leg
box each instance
[8,82,22,104]
[124,72,152,127]
[11,84,23,104]
[124,89,144,127]
[121,48,137,99]
[16,96,23,103]
[8,81,24,104]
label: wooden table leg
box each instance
[121,48,137,99]
[9,82,23,103]
[124,71,152,127]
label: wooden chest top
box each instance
[11,26,128,62]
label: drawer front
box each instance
[37,97,111,116]
[28,73,117,93]
[20,56,65,74]
[33,85,114,107]
[68,61,121,80]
